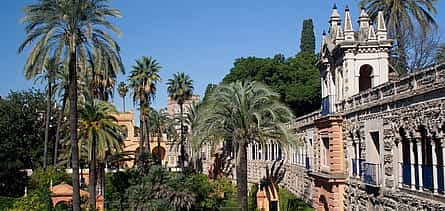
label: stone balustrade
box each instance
[343,62,445,112]
[288,110,320,130]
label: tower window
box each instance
[359,65,373,91]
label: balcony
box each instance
[363,163,381,187]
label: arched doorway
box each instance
[319,195,329,211]
[152,146,166,162]
[359,65,373,91]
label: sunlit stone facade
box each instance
[243,6,445,211]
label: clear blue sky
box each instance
[1,0,445,112]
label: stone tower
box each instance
[319,5,392,114]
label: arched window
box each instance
[359,65,373,91]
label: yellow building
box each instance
[113,110,168,168]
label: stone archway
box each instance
[319,195,329,211]
[152,146,166,162]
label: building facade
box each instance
[244,6,445,211]
[166,95,200,170]
[114,111,168,167]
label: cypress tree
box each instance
[300,19,315,53]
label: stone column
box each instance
[397,140,403,188]
[431,140,438,194]
[355,142,360,178]
[300,146,303,165]
[417,140,423,191]
[409,139,416,190]
[442,140,445,193]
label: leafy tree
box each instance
[0,90,52,197]
[167,72,194,170]
[118,81,128,112]
[223,53,320,116]
[78,100,124,210]
[29,167,72,191]
[128,56,162,154]
[105,171,134,210]
[300,19,315,53]
[193,81,297,211]
[19,1,123,209]
[360,0,438,73]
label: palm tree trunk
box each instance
[54,90,68,166]
[180,104,185,171]
[157,131,162,165]
[89,136,97,211]
[145,113,150,155]
[69,50,81,211]
[43,69,53,169]
[123,95,126,112]
[236,142,248,211]
[139,101,145,155]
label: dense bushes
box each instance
[105,164,238,210]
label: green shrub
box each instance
[9,188,51,211]
[0,196,16,210]
[249,183,259,211]
[278,188,313,211]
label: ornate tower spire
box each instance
[329,4,341,40]
[344,5,354,41]
[358,6,370,41]
[376,11,388,40]
[336,22,344,41]
[368,24,377,40]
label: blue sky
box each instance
[1,0,445,112]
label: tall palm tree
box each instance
[167,72,194,170]
[53,67,69,166]
[118,81,128,112]
[360,0,438,73]
[78,100,124,210]
[32,58,59,169]
[19,1,123,209]
[193,81,297,211]
[128,56,161,154]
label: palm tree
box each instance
[19,1,123,209]
[147,108,172,165]
[78,100,124,210]
[167,72,194,170]
[193,81,296,211]
[53,68,69,166]
[32,58,59,169]
[118,81,128,112]
[128,56,161,155]
[185,102,203,170]
[360,0,438,73]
